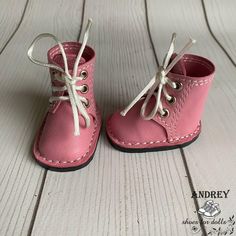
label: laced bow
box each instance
[27,19,93,136]
[120,33,196,120]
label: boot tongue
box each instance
[53,53,86,70]
[169,53,186,76]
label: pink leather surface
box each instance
[106,54,215,149]
[33,42,101,168]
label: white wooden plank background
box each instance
[0,0,28,53]
[203,0,236,64]
[0,0,235,235]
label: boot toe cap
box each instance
[106,105,167,149]
[33,112,100,169]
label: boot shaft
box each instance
[47,42,97,116]
[153,54,215,141]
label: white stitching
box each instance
[35,112,101,164]
[193,80,212,86]
[169,125,200,142]
[193,79,210,83]
[37,123,98,163]
[107,120,200,146]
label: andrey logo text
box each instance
[191,190,230,199]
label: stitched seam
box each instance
[170,75,213,85]
[36,118,99,164]
[193,81,212,86]
[78,63,94,71]
[169,124,201,142]
[155,79,191,139]
[177,76,212,86]
[107,120,200,146]
[193,79,211,83]
[157,115,170,128]
[170,74,212,86]
[172,80,192,139]
[170,76,212,84]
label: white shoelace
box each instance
[27,19,93,136]
[120,33,196,120]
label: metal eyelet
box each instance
[51,70,59,78]
[80,70,88,80]
[160,108,169,118]
[81,84,89,94]
[166,96,176,104]
[83,99,90,108]
[174,82,183,91]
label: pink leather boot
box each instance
[106,34,215,152]
[28,19,102,171]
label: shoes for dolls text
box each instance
[28,19,102,171]
[106,33,215,152]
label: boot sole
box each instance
[107,133,200,153]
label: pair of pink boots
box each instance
[28,20,215,171]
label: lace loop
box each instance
[27,19,93,136]
[120,33,196,120]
